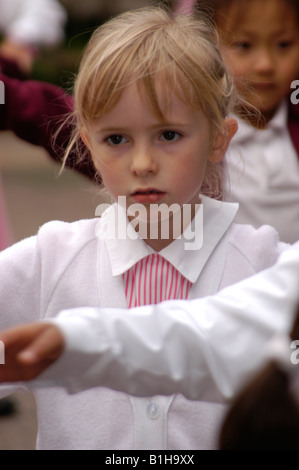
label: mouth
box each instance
[133,189,162,195]
[131,188,166,203]
[252,82,275,90]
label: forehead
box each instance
[219,0,298,38]
[91,82,205,129]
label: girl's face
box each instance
[83,82,236,248]
[217,0,299,123]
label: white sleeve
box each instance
[4,0,67,46]
[34,243,299,402]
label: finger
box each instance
[18,325,65,365]
[0,323,49,351]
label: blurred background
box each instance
[32,0,167,86]
[0,0,175,450]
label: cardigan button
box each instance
[146,401,160,419]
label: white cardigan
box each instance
[0,198,288,449]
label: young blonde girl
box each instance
[0,7,290,450]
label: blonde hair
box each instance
[65,6,237,199]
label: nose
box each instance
[130,145,158,177]
[253,47,275,74]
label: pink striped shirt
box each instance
[123,253,192,308]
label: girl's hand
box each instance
[0,323,65,382]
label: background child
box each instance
[182,0,299,244]
[219,302,299,450]
[0,7,291,450]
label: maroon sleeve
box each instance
[0,56,28,80]
[0,60,96,180]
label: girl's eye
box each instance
[160,131,180,142]
[106,135,127,146]
[233,41,252,51]
[277,40,293,49]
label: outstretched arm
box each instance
[0,243,298,402]
[0,60,97,180]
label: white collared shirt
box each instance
[225,101,299,243]
[100,195,239,286]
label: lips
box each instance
[133,189,161,195]
[131,188,165,203]
[252,82,275,90]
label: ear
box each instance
[80,127,102,174]
[209,118,238,163]
[80,127,92,150]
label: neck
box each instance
[129,203,199,252]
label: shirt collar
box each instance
[99,196,239,283]
[232,100,288,145]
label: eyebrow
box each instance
[232,28,297,39]
[96,122,193,133]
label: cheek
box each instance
[232,63,251,83]
[221,50,248,79]
[99,169,122,191]
[174,156,207,190]
[278,61,299,86]
[92,157,122,194]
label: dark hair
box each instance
[219,304,299,450]
[195,0,299,23]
